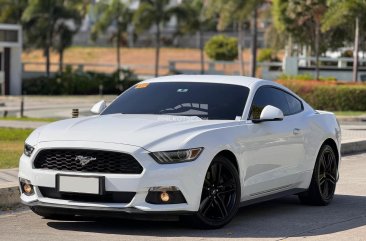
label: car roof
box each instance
[142,75,271,88]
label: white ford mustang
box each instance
[19,75,341,228]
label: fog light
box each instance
[23,183,33,194]
[160,192,170,202]
[19,178,34,196]
[146,186,187,204]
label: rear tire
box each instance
[182,156,241,229]
[298,144,338,205]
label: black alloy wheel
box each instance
[182,156,240,229]
[299,144,338,205]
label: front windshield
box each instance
[102,82,250,120]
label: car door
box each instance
[240,86,306,199]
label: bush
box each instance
[23,67,141,95]
[279,80,366,111]
[258,48,280,62]
[204,35,238,61]
[278,74,337,82]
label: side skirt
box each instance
[239,188,306,207]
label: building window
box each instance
[0,30,18,43]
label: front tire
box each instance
[182,156,241,229]
[299,144,338,205]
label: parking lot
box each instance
[0,153,365,241]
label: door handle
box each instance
[293,128,301,135]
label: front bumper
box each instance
[24,201,194,220]
[19,140,209,213]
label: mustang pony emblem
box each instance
[75,155,96,166]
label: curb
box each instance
[0,182,20,208]
[341,140,366,155]
[1,140,366,209]
[337,116,366,124]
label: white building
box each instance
[0,24,22,95]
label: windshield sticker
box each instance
[135,83,149,89]
[177,89,188,92]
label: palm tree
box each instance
[22,0,83,77]
[175,0,210,74]
[92,0,132,75]
[0,0,28,24]
[323,0,366,82]
[133,0,176,77]
[273,0,327,80]
[206,0,261,76]
[55,1,83,73]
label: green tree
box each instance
[0,0,28,24]
[206,0,262,76]
[133,0,176,77]
[272,0,328,80]
[323,0,366,82]
[91,0,132,76]
[175,0,211,74]
[204,35,238,61]
[22,0,84,77]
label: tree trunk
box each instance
[46,2,52,79]
[199,28,205,74]
[237,21,244,76]
[59,48,64,73]
[155,22,160,77]
[315,20,320,81]
[250,7,258,77]
[117,29,121,80]
[353,16,360,82]
[45,46,50,78]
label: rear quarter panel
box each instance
[303,110,341,172]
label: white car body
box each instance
[19,75,341,220]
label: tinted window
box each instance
[249,87,290,119]
[102,82,250,120]
[285,92,303,115]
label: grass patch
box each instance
[0,128,34,169]
[0,117,58,122]
[334,111,366,116]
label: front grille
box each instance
[38,187,135,203]
[34,149,143,174]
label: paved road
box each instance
[1,153,365,241]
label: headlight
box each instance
[24,143,35,157]
[150,147,203,164]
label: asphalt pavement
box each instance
[0,152,365,241]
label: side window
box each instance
[249,87,290,119]
[284,92,303,115]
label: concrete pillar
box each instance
[10,46,21,95]
[282,56,298,76]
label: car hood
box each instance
[37,114,238,150]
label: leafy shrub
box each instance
[279,80,366,111]
[258,48,280,62]
[278,74,337,82]
[341,50,353,58]
[23,67,141,95]
[204,35,238,61]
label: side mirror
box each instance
[252,105,284,123]
[90,100,107,114]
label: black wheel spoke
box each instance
[218,188,235,195]
[204,178,212,187]
[327,173,336,184]
[214,197,228,218]
[201,197,213,216]
[319,175,326,186]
